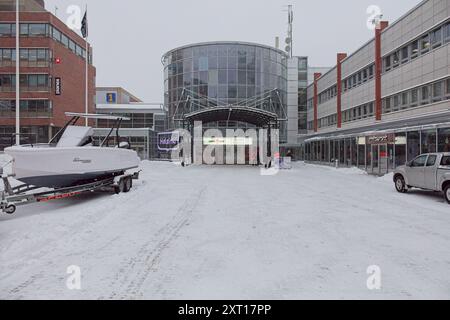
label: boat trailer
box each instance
[0,168,140,215]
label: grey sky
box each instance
[44,0,421,102]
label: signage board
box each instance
[203,137,253,146]
[106,92,117,104]
[366,133,395,145]
[158,132,180,151]
[55,77,61,95]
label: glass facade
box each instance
[302,125,449,175]
[163,42,288,142]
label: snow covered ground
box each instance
[1,156,450,300]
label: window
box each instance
[426,155,437,166]
[447,79,450,97]
[68,40,76,53]
[61,34,69,47]
[441,156,450,166]
[431,27,442,48]
[432,81,443,102]
[29,24,47,37]
[411,88,418,107]
[411,155,427,167]
[368,65,374,79]
[383,97,391,113]
[384,55,391,72]
[421,34,430,53]
[393,51,400,67]
[421,85,430,105]
[0,23,14,36]
[445,23,450,43]
[401,92,408,109]
[401,46,409,63]
[393,95,400,111]
[411,40,419,59]
[52,28,61,42]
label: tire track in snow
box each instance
[106,186,206,300]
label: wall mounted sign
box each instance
[366,133,395,145]
[55,77,61,95]
[158,132,180,151]
[106,92,117,103]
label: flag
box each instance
[81,10,88,38]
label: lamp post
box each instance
[15,0,20,145]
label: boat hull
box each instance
[4,146,140,188]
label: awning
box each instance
[183,106,278,127]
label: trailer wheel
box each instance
[124,177,132,193]
[444,185,450,204]
[5,204,16,215]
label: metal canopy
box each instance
[65,112,131,121]
[183,106,278,127]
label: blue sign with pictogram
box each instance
[106,92,117,103]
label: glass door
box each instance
[372,145,379,175]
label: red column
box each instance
[336,53,347,128]
[375,21,389,121]
[313,73,321,133]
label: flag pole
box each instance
[15,0,20,145]
[84,4,89,126]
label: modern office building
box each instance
[0,0,96,150]
[162,42,289,144]
[302,0,450,175]
[95,87,165,159]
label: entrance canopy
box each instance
[183,106,278,127]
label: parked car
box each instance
[394,153,450,203]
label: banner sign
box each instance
[158,132,180,151]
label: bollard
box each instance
[335,159,339,169]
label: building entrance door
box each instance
[379,144,388,175]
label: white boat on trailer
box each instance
[1,113,141,214]
[4,113,140,188]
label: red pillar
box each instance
[375,21,389,121]
[336,53,347,128]
[313,73,322,133]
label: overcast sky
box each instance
[44,0,421,102]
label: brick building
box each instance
[0,0,96,149]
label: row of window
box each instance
[384,21,450,74]
[309,78,450,131]
[343,64,374,92]
[167,56,285,77]
[0,100,52,117]
[316,63,375,106]
[0,23,90,63]
[318,85,338,104]
[0,48,52,67]
[0,74,50,91]
[382,78,450,114]
[327,21,450,96]
[166,45,285,65]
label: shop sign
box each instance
[158,131,180,151]
[366,134,395,145]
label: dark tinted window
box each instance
[426,155,437,166]
[441,156,450,166]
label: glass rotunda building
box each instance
[162,42,289,143]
